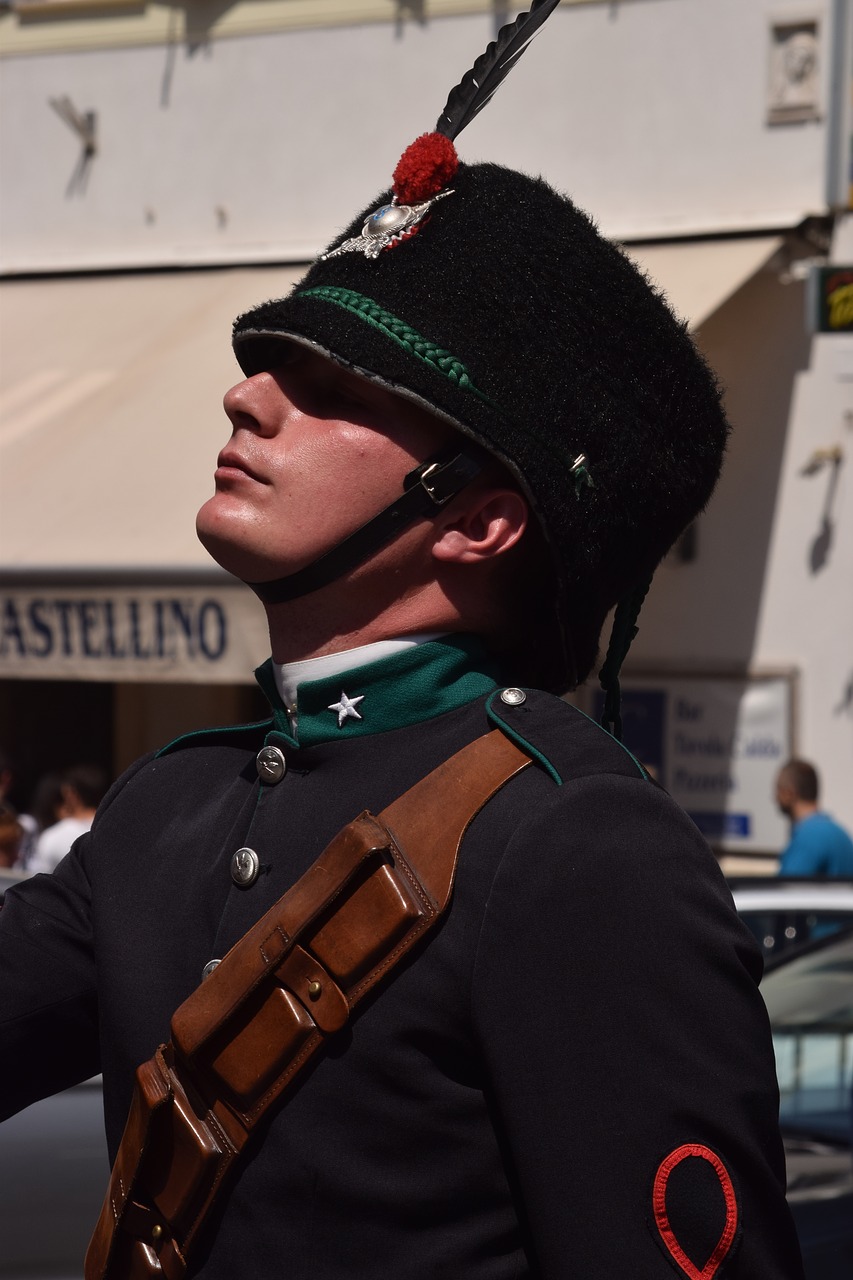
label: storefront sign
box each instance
[808,265,853,332]
[594,674,794,853]
[0,587,269,683]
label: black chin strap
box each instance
[247,450,484,605]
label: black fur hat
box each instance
[233,158,728,692]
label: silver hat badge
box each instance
[323,191,453,261]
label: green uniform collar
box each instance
[256,634,499,748]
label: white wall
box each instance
[0,0,832,273]
[627,231,853,834]
[752,311,853,827]
[630,263,812,670]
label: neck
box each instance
[263,577,465,664]
[792,800,819,823]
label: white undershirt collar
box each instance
[273,634,445,713]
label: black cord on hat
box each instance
[598,577,652,741]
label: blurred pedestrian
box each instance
[0,750,38,869]
[27,765,107,876]
[28,771,64,838]
[0,804,23,870]
[775,758,853,876]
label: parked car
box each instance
[761,926,853,1279]
[731,876,853,960]
[731,863,853,1276]
[0,1078,109,1280]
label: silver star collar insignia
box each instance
[323,190,454,261]
[328,691,365,728]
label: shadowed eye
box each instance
[322,375,382,419]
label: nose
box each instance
[222,371,289,438]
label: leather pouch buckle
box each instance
[276,943,348,1033]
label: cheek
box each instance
[285,428,415,506]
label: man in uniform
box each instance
[1,7,802,1278]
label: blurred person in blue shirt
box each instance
[776,758,853,876]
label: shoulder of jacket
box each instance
[155,717,273,758]
[485,686,649,788]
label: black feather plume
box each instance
[435,0,563,141]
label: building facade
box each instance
[1,0,851,858]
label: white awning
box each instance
[0,265,305,574]
[625,236,782,329]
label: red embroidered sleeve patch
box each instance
[652,1144,739,1280]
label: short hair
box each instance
[778,759,819,803]
[62,765,108,811]
[0,801,23,867]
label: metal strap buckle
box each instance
[417,461,450,506]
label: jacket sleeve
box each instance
[0,836,100,1117]
[0,755,153,1120]
[471,770,804,1279]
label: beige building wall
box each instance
[627,229,853,834]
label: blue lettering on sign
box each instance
[688,812,751,839]
[170,600,195,652]
[28,601,53,657]
[129,600,150,659]
[0,595,232,666]
[53,600,75,656]
[103,600,126,658]
[738,736,783,759]
[154,599,166,658]
[79,600,102,658]
[1,598,26,656]
[672,767,735,793]
[198,601,227,659]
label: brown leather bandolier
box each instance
[85,729,531,1280]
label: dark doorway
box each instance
[0,679,114,813]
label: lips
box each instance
[215,449,266,483]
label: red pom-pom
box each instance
[392,132,459,205]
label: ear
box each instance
[431,487,529,565]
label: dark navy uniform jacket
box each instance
[0,637,803,1277]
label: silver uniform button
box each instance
[201,959,221,980]
[256,745,286,784]
[231,846,260,888]
[500,687,527,706]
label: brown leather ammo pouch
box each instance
[85,729,531,1280]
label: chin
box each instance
[196,502,294,585]
[196,501,261,581]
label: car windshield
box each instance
[761,928,853,1143]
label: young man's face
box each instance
[196,344,453,588]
